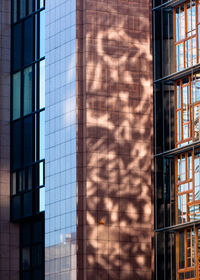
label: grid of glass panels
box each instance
[11,0,45,279]
[45,0,77,279]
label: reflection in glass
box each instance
[177,83,181,109]
[176,44,184,71]
[180,5,185,40]
[22,247,30,270]
[40,11,45,58]
[24,17,33,66]
[24,66,33,115]
[12,172,17,195]
[13,72,21,120]
[39,187,45,212]
[39,111,45,160]
[177,111,181,142]
[176,8,180,41]
[178,194,187,223]
[20,0,26,19]
[39,60,45,109]
[24,116,33,165]
[28,0,33,15]
[13,23,22,71]
[194,106,200,141]
[179,231,185,269]
[13,0,17,23]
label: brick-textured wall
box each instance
[77,0,153,279]
[0,1,19,279]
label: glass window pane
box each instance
[12,72,21,120]
[180,5,185,40]
[39,187,45,212]
[188,153,192,179]
[39,162,44,186]
[22,223,31,246]
[13,0,17,23]
[187,2,191,36]
[27,166,33,190]
[177,111,181,142]
[12,120,22,170]
[176,8,179,41]
[23,66,33,116]
[24,116,33,165]
[13,23,22,71]
[39,60,45,109]
[194,106,200,141]
[179,231,185,269]
[28,0,33,15]
[33,220,43,243]
[20,0,26,19]
[12,195,21,220]
[32,245,43,267]
[192,37,197,65]
[39,111,45,160]
[40,0,44,9]
[196,74,200,101]
[22,247,30,270]
[23,192,32,217]
[24,17,34,66]
[12,172,17,195]
[177,83,181,109]
[40,11,45,58]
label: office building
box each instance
[0,0,154,280]
[154,0,200,279]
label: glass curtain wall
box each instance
[154,1,200,280]
[11,0,45,279]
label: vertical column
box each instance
[0,0,19,280]
[45,0,77,279]
[81,0,153,279]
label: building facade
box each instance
[153,0,200,279]
[0,0,154,280]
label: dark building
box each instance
[0,0,154,280]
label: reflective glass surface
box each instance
[13,72,21,120]
[45,1,77,278]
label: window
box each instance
[24,16,34,66]
[23,66,33,116]
[12,72,21,120]
[176,150,200,224]
[177,228,195,280]
[13,23,22,71]
[175,73,200,147]
[175,0,199,71]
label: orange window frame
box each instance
[174,0,199,71]
[175,74,200,147]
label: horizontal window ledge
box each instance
[155,220,200,232]
[155,141,200,158]
[153,0,188,11]
[154,64,200,85]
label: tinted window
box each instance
[24,17,34,66]
[13,23,22,71]
[23,192,32,217]
[12,196,21,220]
[24,116,33,165]
[23,66,33,115]
[12,120,22,169]
[12,72,21,120]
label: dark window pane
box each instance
[18,170,25,193]
[12,72,21,120]
[28,0,33,15]
[23,66,33,116]
[22,247,30,270]
[39,60,45,109]
[23,192,32,217]
[12,196,21,220]
[11,172,17,195]
[13,0,17,23]
[36,187,45,213]
[22,271,31,280]
[22,223,31,246]
[33,163,39,187]
[24,17,34,66]
[12,120,22,170]
[179,231,185,269]
[32,245,43,267]
[40,11,45,58]
[20,0,26,19]
[26,166,33,190]
[24,116,33,165]
[33,269,43,280]
[13,23,22,71]
[33,220,43,243]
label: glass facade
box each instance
[11,0,45,279]
[154,0,200,279]
[45,0,77,279]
